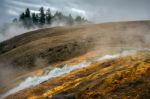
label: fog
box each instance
[0,21,68,42]
[0,63,20,89]
[0,24,37,42]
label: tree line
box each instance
[13,7,87,28]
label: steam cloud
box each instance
[0,21,69,42]
[0,24,38,42]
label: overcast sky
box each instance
[0,0,150,26]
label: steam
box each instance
[0,21,68,42]
[0,50,137,98]
[0,63,19,87]
[96,50,137,61]
[0,24,39,42]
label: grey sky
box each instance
[1,0,150,26]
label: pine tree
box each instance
[32,13,38,25]
[68,14,74,25]
[46,8,52,24]
[35,14,39,24]
[54,11,63,20]
[39,7,45,25]
[23,8,32,28]
[19,12,26,26]
[25,8,31,18]
[15,7,88,28]
[75,16,82,22]
[12,18,18,24]
[19,12,25,21]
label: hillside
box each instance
[0,20,150,99]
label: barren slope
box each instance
[0,20,150,99]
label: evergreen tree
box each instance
[19,12,26,26]
[46,8,52,24]
[32,13,38,25]
[14,7,88,28]
[68,14,74,25]
[54,11,63,20]
[39,7,45,25]
[35,14,39,24]
[25,8,31,18]
[12,18,18,24]
[19,12,25,21]
[75,16,82,22]
[23,8,32,28]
